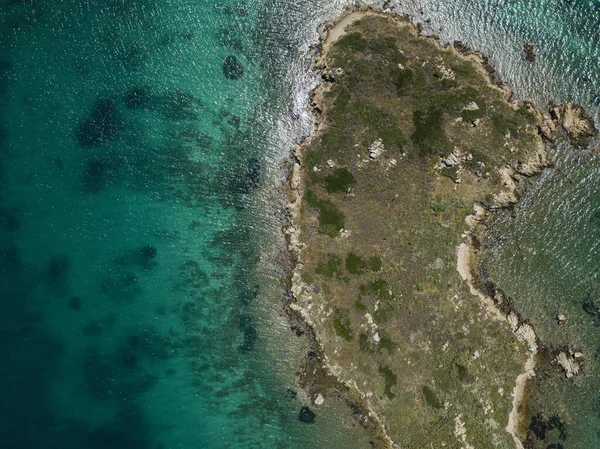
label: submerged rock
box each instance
[528,413,567,442]
[298,406,316,423]
[68,296,83,311]
[139,245,157,261]
[523,42,536,62]
[76,99,123,148]
[230,157,261,193]
[223,55,244,80]
[125,87,150,109]
[556,350,584,379]
[238,285,259,304]
[48,255,70,282]
[238,315,257,353]
[287,388,298,400]
[556,312,568,325]
[82,158,112,193]
[562,102,598,146]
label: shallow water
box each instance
[1,0,600,448]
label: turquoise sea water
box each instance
[0,1,372,447]
[1,0,600,448]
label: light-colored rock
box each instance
[441,149,462,167]
[339,228,351,238]
[436,63,455,80]
[290,163,301,190]
[517,140,548,176]
[314,393,325,406]
[537,118,556,140]
[368,139,385,159]
[557,351,583,379]
[474,161,485,177]
[562,102,597,139]
[428,258,444,270]
[463,101,479,111]
[454,414,467,437]
[326,159,335,168]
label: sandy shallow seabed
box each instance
[287,7,557,448]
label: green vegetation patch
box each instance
[355,295,368,311]
[346,252,382,274]
[336,32,406,66]
[304,189,345,237]
[367,278,390,298]
[379,365,397,399]
[368,256,382,272]
[359,333,373,352]
[393,67,415,95]
[336,31,368,53]
[437,86,481,114]
[455,363,477,383]
[422,385,443,409]
[315,254,343,279]
[324,168,356,193]
[452,60,477,78]
[320,93,405,160]
[411,106,449,157]
[490,108,536,142]
[353,102,406,149]
[346,252,366,274]
[441,165,461,183]
[378,333,396,353]
[332,308,354,341]
[460,108,482,123]
[302,273,314,284]
[430,197,449,214]
[305,147,325,167]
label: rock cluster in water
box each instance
[223,55,244,80]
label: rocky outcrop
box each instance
[556,349,584,379]
[556,312,568,326]
[368,139,385,159]
[561,102,598,147]
[523,42,536,63]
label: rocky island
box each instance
[283,10,596,449]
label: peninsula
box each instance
[283,10,592,449]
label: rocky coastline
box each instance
[281,7,597,448]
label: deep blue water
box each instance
[1,0,600,448]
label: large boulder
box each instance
[562,102,598,147]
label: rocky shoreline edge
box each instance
[279,7,598,448]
